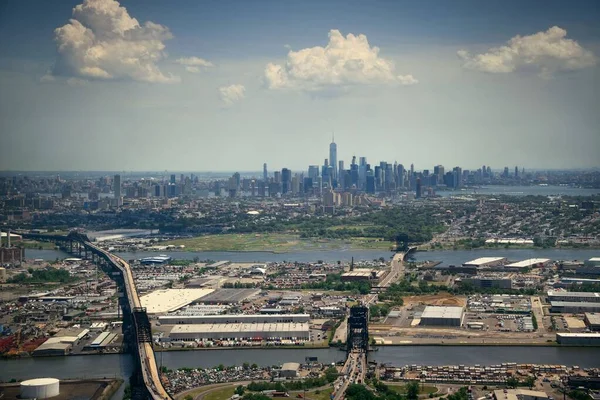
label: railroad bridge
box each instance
[18,231,171,400]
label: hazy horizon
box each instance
[1,0,599,171]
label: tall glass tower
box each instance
[329,133,337,180]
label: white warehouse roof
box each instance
[421,306,464,319]
[506,258,551,268]
[463,257,506,266]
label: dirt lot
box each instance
[403,293,467,308]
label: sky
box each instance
[0,0,599,172]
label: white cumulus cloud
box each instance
[264,29,417,91]
[458,26,596,77]
[219,84,245,106]
[51,0,179,83]
[176,57,214,73]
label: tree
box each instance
[235,385,246,396]
[525,376,536,389]
[406,381,420,400]
[507,377,519,389]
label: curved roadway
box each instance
[85,241,172,400]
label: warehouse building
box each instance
[551,301,600,313]
[547,290,600,303]
[341,269,384,282]
[461,276,512,289]
[140,288,214,314]
[584,258,600,267]
[168,322,310,341]
[463,257,507,268]
[420,306,464,327]
[159,313,310,325]
[556,332,600,346]
[197,288,260,304]
[504,258,551,271]
[584,313,600,331]
[280,362,301,378]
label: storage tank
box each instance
[20,378,60,399]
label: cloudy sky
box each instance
[1,0,599,172]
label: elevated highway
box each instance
[19,231,172,400]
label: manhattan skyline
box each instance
[1,0,599,171]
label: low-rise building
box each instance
[556,332,600,346]
[279,362,301,378]
[551,301,600,313]
[420,306,464,327]
[584,313,600,331]
[462,276,512,289]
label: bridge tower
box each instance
[347,305,369,353]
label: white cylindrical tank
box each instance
[20,378,60,399]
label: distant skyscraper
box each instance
[415,178,422,199]
[114,174,121,199]
[329,134,337,180]
[281,168,291,194]
[263,163,268,181]
[170,174,176,184]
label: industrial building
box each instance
[584,258,600,267]
[33,328,89,356]
[492,389,550,400]
[197,288,260,304]
[168,322,310,341]
[420,306,464,327]
[461,276,512,289]
[140,288,214,314]
[547,290,600,303]
[280,362,301,378]
[551,301,600,313]
[584,313,600,331]
[463,257,507,268]
[159,313,310,325]
[139,255,172,265]
[341,269,384,282]
[504,258,551,270]
[556,332,600,346]
[20,378,60,399]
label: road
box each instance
[366,251,407,305]
[86,241,172,400]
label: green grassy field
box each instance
[20,240,58,250]
[163,233,391,252]
[204,386,236,400]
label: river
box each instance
[437,185,600,197]
[2,347,600,384]
[26,248,598,265]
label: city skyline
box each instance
[1,0,599,171]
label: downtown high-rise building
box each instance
[329,134,337,180]
[263,163,268,181]
[113,174,121,199]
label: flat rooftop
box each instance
[548,290,600,298]
[421,306,464,319]
[169,322,309,335]
[585,313,600,325]
[197,288,260,304]
[463,257,506,266]
[505,258,551,268]
[556,332,600,338]
[140,288,214,314]
[551,301,600,308]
